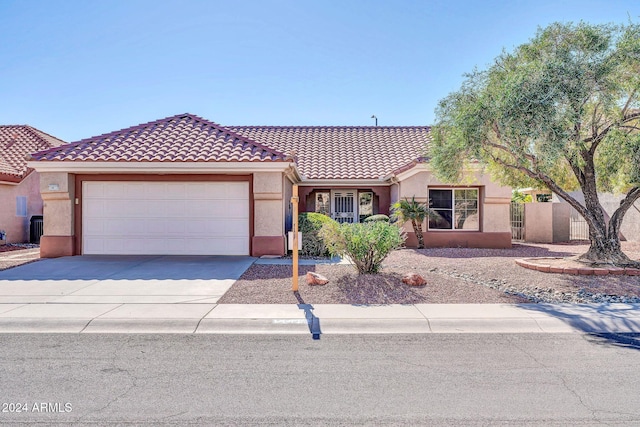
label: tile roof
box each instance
[29,113,432,181]
[31,114,289,163]
[230,126,431,180]
[0,125,66,181]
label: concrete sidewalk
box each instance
[1,255,639,335]
[0,303,638,334]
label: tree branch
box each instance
[487,153,590,219]
[609,186,640,240]
[621,89,637,117]
[484,140,536,162]
[591,102,599,141]
[584,111,640,151]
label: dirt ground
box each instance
[219,242,640,304]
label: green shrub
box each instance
[363,214,390,223]
[297,213,338,257]
[319,221,405,274]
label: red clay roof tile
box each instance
[30,114,432,180]
[30,114,289,164]
[0,125,66,181]
[230,125,431,180]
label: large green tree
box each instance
[431,21,640,266]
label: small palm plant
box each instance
[391,197,435,249]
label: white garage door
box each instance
[82,181,249,255]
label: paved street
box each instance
[1,333,639,426]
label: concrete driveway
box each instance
[0,255,256,304]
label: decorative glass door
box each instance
[331,190,357,223]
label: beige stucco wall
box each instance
[39,172,75,236]
[253,172,284,236]
[396,169,512,233]
[0,172,43,243]
[524,202,570,243]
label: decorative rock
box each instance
[306,272,329,285]
[402,273,426,286]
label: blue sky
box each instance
[0,0,637,142]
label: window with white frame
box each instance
[428,188,479,230]
[16,196,27,217]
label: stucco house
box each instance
[28,113,512,258]
[0,125,66,243]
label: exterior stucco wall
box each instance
[524,202,570,243]
[39,172,75,257]
[0,172,43,243]
[252,172,285,256]
[397,169,512,248]
[390,182,399,205]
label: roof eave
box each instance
[27,160,297,174]
[298,178,389,187]
[0,172,23,184]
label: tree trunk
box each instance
[411,220,425,249]
[578,220,633,265]
[577,186,640,267]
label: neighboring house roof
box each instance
[31,114,289,163]
[230,126,431,180]
[0,125,66,182]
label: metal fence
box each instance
[569,208,589,241]
[510,202,525,241]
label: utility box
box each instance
[30,215,44,244]
[287,231,302,251]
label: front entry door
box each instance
[331,190,357,223]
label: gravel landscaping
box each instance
[219,242,640,305]
[0,246,41,271]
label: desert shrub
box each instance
[319,221,405,274]
[298,213,338,257]
[363,214,390,223]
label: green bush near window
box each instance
[298,213,338,257]
[363,214,390,223]
[319,221,405,274]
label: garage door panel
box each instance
[84,182,105,198]
[84,218,105,235]
[183,237,247,255]
[83,181,250,255]
[184,218,247,235]
[228,199,249,216]
[84,199,106,217]
[110,218,148,235]
[83,238,104,254]
[226,182,248,198]
[103,182,125,198]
